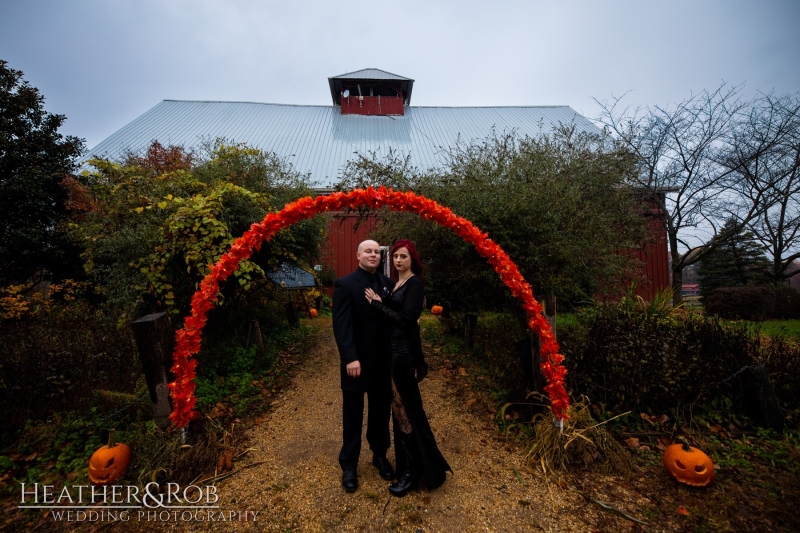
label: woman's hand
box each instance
[364,287,382,303]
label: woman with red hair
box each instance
[365,239,451,496]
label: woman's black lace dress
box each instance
[371,276,451,489]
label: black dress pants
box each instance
[339,381,392,471]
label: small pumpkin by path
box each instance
[663,437,715,487]
[88,429,131,485]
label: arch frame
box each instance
[168,187,569,427]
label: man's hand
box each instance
[346,360,361,378]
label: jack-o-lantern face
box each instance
[663,438,715,487]
[88,429,131,485]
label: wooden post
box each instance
[248,319,264,351]
[299,290,312,318]
[743,365,784,431]
[530,332,546,395]
[515,335,544,395]
[131,312,174,429]
[464,314,478,348]
[524,294,556,399]
[544,294,557,339]
[285,301,299,326]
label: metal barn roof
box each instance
[82,100,601,187]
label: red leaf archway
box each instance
[169,187,570,427]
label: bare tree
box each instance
[595,85,772,304]
[723,93,800,283]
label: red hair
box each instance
[390,239,424,281]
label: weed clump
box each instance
[524,395,633,476]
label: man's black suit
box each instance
[332,267,394,471]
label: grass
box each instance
[713,317,800,340]
[755,319,800,339]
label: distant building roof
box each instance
[82,100,601,187]
[681,283,701,296]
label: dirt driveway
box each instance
[117,319,633,532]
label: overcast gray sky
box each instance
[1,0,798,149]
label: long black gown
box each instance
[371,275,451,489]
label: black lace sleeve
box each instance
[370,277,424,327]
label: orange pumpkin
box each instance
[663,437,715,486]
[431,305,443,316]
[308,308,318,318]
[88,429,131,485]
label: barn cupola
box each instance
[328,68,414,116]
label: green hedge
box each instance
[560,307,800,422]
[704,286,800,320]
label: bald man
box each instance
[332,240,396,492]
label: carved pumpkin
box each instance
[431,305,443,316]
[308,308,318,318]
[88,429,131,485]
[663,437,715,486]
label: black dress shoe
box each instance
[341,470,358,492]
[371,455,395,481]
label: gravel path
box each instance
[119,319,620,532]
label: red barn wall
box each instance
[319,209,670,303]
[320,213,380,294]
[631,213,670,301]
[341,95,404,116]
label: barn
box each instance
[82,68,668,299]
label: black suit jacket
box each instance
[332,267,394,392]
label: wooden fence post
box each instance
[743,365,784,431]
[544,294,556,339]
[464,314,478,348]
[523,294,556,398]
[131,312,174,429]
[285,301,299,326]
[248,319,264,351]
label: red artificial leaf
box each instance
[167,189,573,427]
